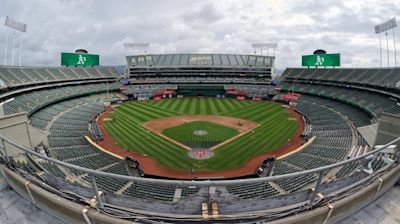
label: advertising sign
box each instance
[302,53,340,67]
[61,52,99,66]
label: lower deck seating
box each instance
[266,96,362,192]
[280,82,400,117]
[26,93,380,201]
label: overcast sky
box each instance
[0,0,399,70]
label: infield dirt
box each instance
[143,115,258,151]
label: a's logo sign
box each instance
[77,55,87,65]
[315,55,325,66]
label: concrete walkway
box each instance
[338,184,400,224]
[0,179,64,224]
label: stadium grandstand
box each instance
[0,48,399,223]
[123,54,276,100]
[3,1,400,222]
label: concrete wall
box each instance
[0,166,133,224]
[0,113,32,159]
[0,177,7,192]
[375,113,400,149]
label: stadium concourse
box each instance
[0,54,399,223]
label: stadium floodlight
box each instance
[375,18,396,34]
[4,16,27,33]
[3,16,27,66]
[251,43,278,49]
[251,43,278,56]
[124,43,149,48]
[374,18,397,67]
[124,43,150,55]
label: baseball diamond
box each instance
[101,98,300,171]
[162,121,240,149]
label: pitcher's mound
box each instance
[193,130,208,136]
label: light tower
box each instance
[3,16,27,66]
[251,43,278,56]
[375,18,397,67]
[251,43,278,76]
[123,43,150,55]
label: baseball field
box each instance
[102,98,299,172]
[162,121,240,149]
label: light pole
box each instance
[378,33,382,67]
[386,32,390,68]
[251,43,278,76]
[393,26,397,67]
[3,16,27,66]
[124,43,150,55]
[375,18,397,68]
[11,31,15,66]
[251,43,278,56]
[4,31,9,65]
[19,37,22,66]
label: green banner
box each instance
[302,53,340,67]
[61,52,99,66]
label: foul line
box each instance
[142,127,192,151]
[277,136,316,160]
[85,136,124,160]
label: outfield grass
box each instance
[162,121,240,149]
[103,98,299,171]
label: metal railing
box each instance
[1,134,399,186]
[0,134,399,216]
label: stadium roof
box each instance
[126,54,274,67]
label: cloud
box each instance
[0,0,398,70]
[181,3,224,26]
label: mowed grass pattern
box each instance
[162,121,240,149]
[103,98,299,171]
